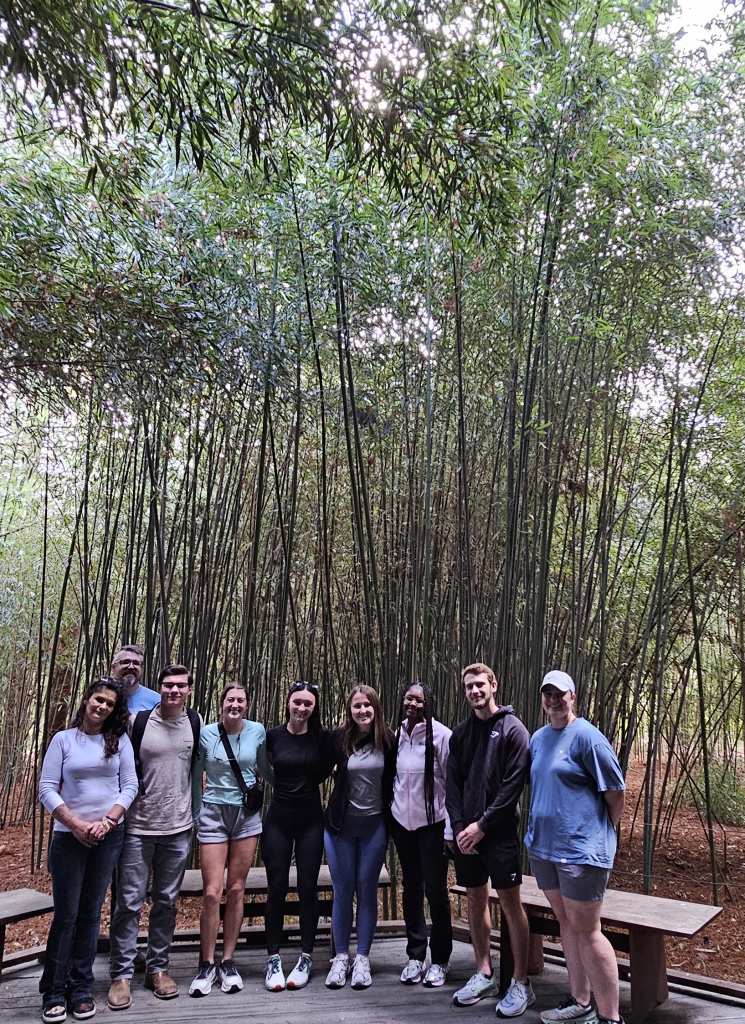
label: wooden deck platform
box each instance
[2,938,744,1024]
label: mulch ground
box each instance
[2,759,743,980]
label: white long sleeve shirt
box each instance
[391,718,452,839]
[39,728,139,832]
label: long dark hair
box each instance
[343,685,394,758]
[285,682,323,735]
[70,678,128,759]
[396,682,437,825]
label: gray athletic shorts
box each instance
[197,802,263,844]
[529,856,610,902]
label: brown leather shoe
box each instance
[107,978,132,1010]
[145,970,179,999]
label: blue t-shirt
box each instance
[127,685,161,713]
[525,717,625,868]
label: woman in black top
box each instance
[262,682,332,992]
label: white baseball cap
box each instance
[540,670,576,694]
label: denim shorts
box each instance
[197,802,262,844]
[529,856,610,902]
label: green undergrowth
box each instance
[684,763,745,826]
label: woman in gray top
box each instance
[38,678,137,1024]
[323,686,396,991]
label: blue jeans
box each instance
[39,825,124,1007]
[324,814,387,956]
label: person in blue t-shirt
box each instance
[109,645,160,712]
[526,671,626,1024]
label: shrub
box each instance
[684,763,745,825]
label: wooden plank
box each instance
[0,889,55,924]
[0,890,54,984]
[1,945,46,971]
[181,864,390,897]
[451,880,722,938]
[4,941,745,1024]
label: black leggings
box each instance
[262,798,325,955]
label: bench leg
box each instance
[499,908,514,994]
[628,928,667,1024]
[528,932,545,975]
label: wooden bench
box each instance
[180,864,391,948]
[451,879,722,1024]
[0,889,55,981]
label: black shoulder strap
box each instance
[187,708,201,772]
[131,709,154,795]
[218,723,249,796]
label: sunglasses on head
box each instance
[291,680,319,693]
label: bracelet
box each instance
[105,815,119,826]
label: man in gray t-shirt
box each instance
[108,664,201,1010]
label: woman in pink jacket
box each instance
[390,683,453,988]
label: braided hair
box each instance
[396,682,437,825]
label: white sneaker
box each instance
[423,962,449,987]
[540,998,599,1023]
[189,961,216,997]
[496,978,536,1018]
[264,955,285,991]
[351,954,371,989]
[286,954,313,990]
[217,959,243,993]
[453,970,497,1006]
[325,953,350,988]
[400,959,426,984]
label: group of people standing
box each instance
[38,648,626,1024]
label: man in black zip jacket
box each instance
[446,663,533,1018]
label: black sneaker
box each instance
[71,999,96,1021]
[42,1006,67,1024]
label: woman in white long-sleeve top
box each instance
[38,678,138,1024]
[390,683,453,988]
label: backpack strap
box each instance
[131,708,154,796]
[187,707,201,773]
[131,706,201,796]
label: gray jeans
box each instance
[109,829,191,978]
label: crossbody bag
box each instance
[218,723,264,812]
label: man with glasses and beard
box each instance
[107,664,201,1011]
[109,646,160,713]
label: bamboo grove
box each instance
[1,2,745,901]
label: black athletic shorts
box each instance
[452,827,522,891]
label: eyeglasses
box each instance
[291,680,319,693]
[161,681,190,691]
[115,659,143,668]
